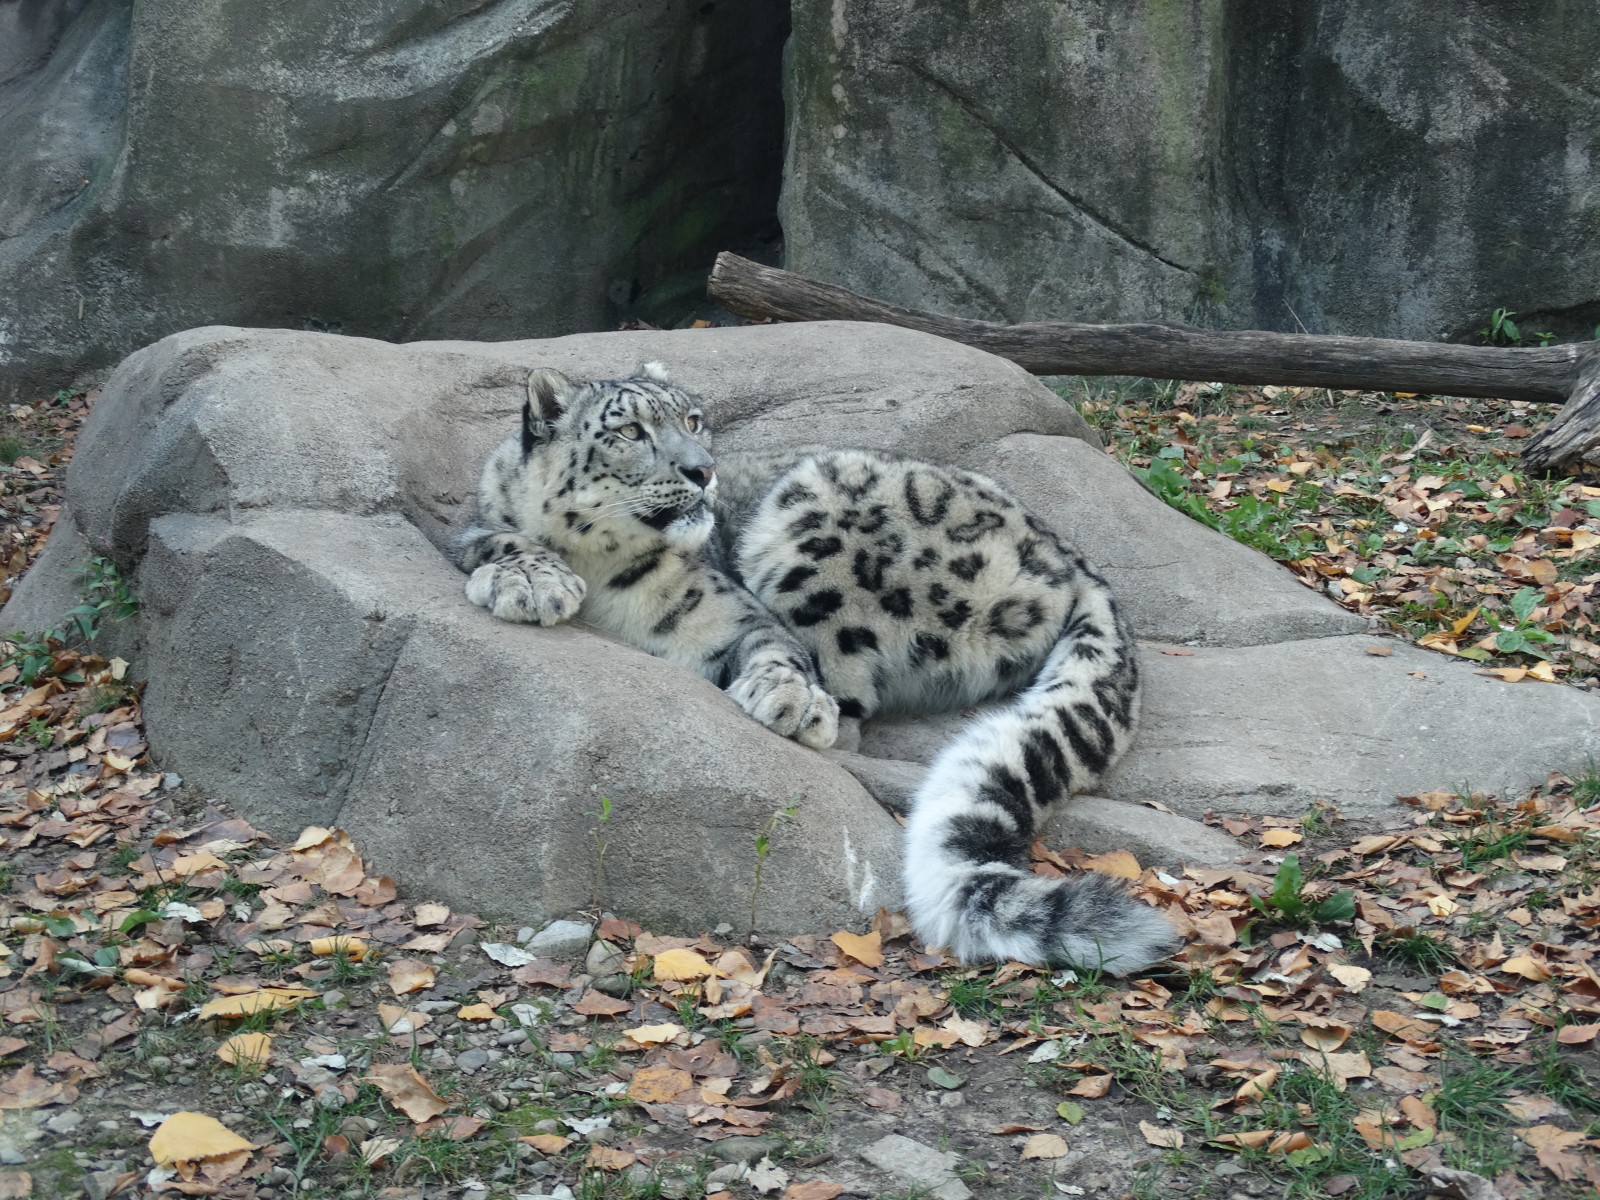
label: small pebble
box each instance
[321,990,345,1008]
[47,1110,84,1135]
[456,1049,489,1072]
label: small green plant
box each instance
[1,555,139,686]
[1380,928,1457,974]
[590,795,613,909]
[1479,306,1554,347]
[749,801,799,937]
[1480,586,1556,660]
[878,1028,930,1063]
[1247,854,1355,928]
[0,434,24,465]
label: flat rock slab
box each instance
[1112,637,1600,820]
[7,320,1600,934]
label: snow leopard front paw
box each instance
[465,555,586,626]
[727,662,839,750]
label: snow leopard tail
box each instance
[902,580,1179,976]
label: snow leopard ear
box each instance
[637,361,672,385]
[523,368,574,455]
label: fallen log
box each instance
[707,252,1600,472]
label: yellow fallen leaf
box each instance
[1260,829,1303,848]
[360,1136,403,1167]
[941,1015,991,1048]
[1527,661,1558,683]
[387,959,437,996]
[1232,1067,1279,1106]
[290,827,335,852]
[518,1133,572,1154]
[586,1145,636,1171]
[624,1022,686,1047]
[363,1064,448,1122]
[457,1004,496,1021]
[215,1032,271,1072]
[102,751,136,773]
[652,948,719,981]
[309,935,368,960]
[197,987,316,1019]
[629,1064,694,1103]
[1298,1022,1352,1053]
[148,1112,258,1165]
[1425,894,1458,917]
[168,852,227,877]
[1083,849,1141,879]
[377,1004,432,1035]
[1139,1121,1183,1149]
[1501,955,1552,982]
[1019,1133,1069,1160]
[413,903,450,927]
[830,930,884,967]
[1476,667,1528,683]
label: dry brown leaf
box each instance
[830,930,884,967]
[148,1112,258,1165]
[1260,829,1303,848]
[0,1066,70,1110]
[1068,1072,1112,1098]
[456,1004,496,1022]
[1400,1095,1437,1131]
[1558,1024,1600,1046]
[1139,1121,1183,1149]
[1083,849,1141,879]
[1019,1133,1070,1160]
[1519,1125,1594,1182]
[586,1145,636,1171]
[780,1184,845,1200]
[386,959,437,996]
[364,1064,448,1123]
[0,1172,28,1199]
[571,990,631,1017]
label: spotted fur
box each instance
[457,369,1178,973]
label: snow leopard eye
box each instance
[617,422,643,440]
[686,413,703,433]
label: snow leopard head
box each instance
[519,362,716,549]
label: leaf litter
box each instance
[1,383,1599,1198]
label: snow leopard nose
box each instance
[678,464,714,491]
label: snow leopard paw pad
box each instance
[465,555,586,626]
[727,661,839,750]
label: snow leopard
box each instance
[455,363,1179,974]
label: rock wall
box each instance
[783,0,1600,342]
[0,0,788,401]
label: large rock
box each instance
[783,1,1600,342]
[8,320,1600,931]
[0,0,788,401]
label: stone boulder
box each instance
[783,0,1600,343]
[8,320,1600,933]
[0,0,788,401]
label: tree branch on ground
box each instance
[707,252,1600,472]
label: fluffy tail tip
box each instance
[908,866,1182,976]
